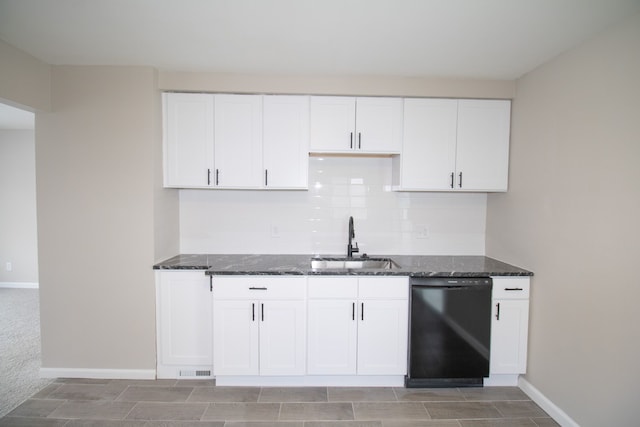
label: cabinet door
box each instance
[400,98,458,190]
[355,97,403,153]
[263,96,309,189]
[163,93,214,188]
[259,300,306,375]
[357,299,408,375]
[309,96,356,152]
[213,300,259,375]
[214,94,263,188]
[456,100,511,191]
[157,271,212,366]
[490,299,529,374]
[307,299,358,375]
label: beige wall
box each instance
[36,66,162,370]
[159,71,516,99]
[0,130,39,283]
[486,14,640,427]
[0,39,51,112]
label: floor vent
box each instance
[179,369,212,378]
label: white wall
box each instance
[0,130,39,284]
[486,13,640,427]
[180,156,487,255]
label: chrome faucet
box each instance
[347,216,359,258]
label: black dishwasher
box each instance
[405,277,492,387]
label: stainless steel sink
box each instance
[310,257,399,270]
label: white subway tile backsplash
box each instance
[179,156,486,255]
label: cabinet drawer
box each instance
[359,277,409,299]
[308,277,358,298]
[491,277,530,299]
[212,276,306,300]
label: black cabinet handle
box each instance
[358,132,361,149]
[207,168,211,185]
[215,169,220,186]
[265,170,268,186]
[352,302,355,321]
[458,172,463,188]
[209,275,212,292]
[261,303,264,321]
[249,287,267,290]
[252,303,255,321]
[361,302,364,321]
[450,172,454,189]
[495,302,501,320]
[350,132,353,149]
[505,287,524,291]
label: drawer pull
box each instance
[249,287,268,290]
[504,287,524,291]
[495,302,501,320]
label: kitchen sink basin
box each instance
[310,257,399,270]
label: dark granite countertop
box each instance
[153,254,532,277]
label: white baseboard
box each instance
[215,375,405,387]
[518,376,580,427]
[40,367,156,380]
[0,281,39,289]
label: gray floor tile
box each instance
[0,417,68,427]
[225,423,303,427]
[118,386,194,402]
[5,399,65,418]
[305,422,383,427]
[459,419,537,427]
[188,387,261,402]
[459,387,529,402]
[126,402,208,421]
[531,418,560,427]
[280,403,354,421]
[175,379,218,387]
[328,388,397,402]
[111,379,178,387]
[31,384,62,399]
[393,388,465,402]
[259,388,327,403]
[202,403,281,421]
[144,421,226,427]
[493,401,548,418]
[424,402,502,420]
[382,421,460,427]
[49,382,129,401]
[353,403,429,420]
[49,400,136,420]
[57,378,112,385]
[65,421,148,427]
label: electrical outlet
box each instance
[417,225,430,239]
[5,262,12,272]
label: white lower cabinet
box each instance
[212,276,306,376]
[155,270,213,379]
[488,276,530,384]
[307,276,409,376]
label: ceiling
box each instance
[1,0,639,81]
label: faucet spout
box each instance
[347,216,359,258]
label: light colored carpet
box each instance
[0,288,52,417]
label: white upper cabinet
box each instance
[395,98,511,192]
[262,95,309,189]
[310,96,402,154]
[163,93,309,190]
[456,100,511,191]
[214,94,263,188]
[163,93,214,188]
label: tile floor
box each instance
[0,379,559,427]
